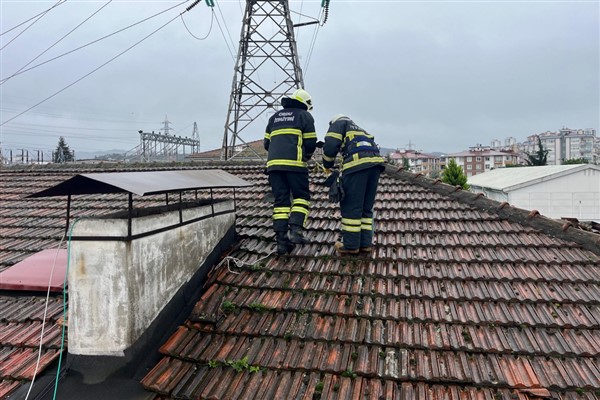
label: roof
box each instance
[1,162,600,399]
[27,169,251,198]
[468,164,600,191]
[446,150,518,157]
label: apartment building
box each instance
[443,144,520,177]
[521,128,597,165]
[388,149,441,177]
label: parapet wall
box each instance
[68,200,235,357]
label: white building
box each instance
[468,165,600,221]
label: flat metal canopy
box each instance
[27,169,252,198]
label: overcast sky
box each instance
[1,0,598,158]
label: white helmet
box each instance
[329,114,347,125]
[292,89,313,111]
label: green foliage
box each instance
[341,369,357,379]
[525,136,549,166]
[207,360,219,368]
[53,136,74,163]
[248,302,272,312]
[221,300,237,314]
[315,381,324,393]
[441,158,469,189]
[402,157,410,169]
[224,356,260,373]
[563,158,589,165]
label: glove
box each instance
[327,172,343,203]
[323,169,339,188]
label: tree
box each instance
[563,158,588,165]
[402,157,410,169]
[524,136,548,166]
[53,136,74,163]
[441,158,469,189]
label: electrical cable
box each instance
[0,0,188,84]
[302,8,323,79]
[0,6,188,128]
[216,1,238,58]
[23,233,67,400]
[181,8,214,41]
[213,5,236,61]
[0,0,65,50]
[0,0,66,37]
[1,0,113,86]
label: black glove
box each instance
[324,169,339,187]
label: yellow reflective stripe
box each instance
[341,218,361,226]
[291,207,309,215]
[361,224,373,231]
[325,132,343,141]
[292,198,310,207]
[267,160,307,168]
[342,156,385,170]
[297,134,303,162]
[341,224,361,233]
[322,154,335,162]
[265,132,271,140]
[270,128,302,136]
[303,132,317,139]
[361,218,373,224]
[274,207,291,213]
[273,215,289,220]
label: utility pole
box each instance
[191,122,200,153]
[221,0,305,160]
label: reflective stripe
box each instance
[341,224,361,233]
[361,224,373,231]
[291,207,309,215]
[274,207,291,213]
[341,218,361,226]
[270,128,302,137]
[303,132,317,139]
[265,132,271,140]
[292,198,310,207]
[322,154,335,162]
[342,156,385,170]
[267,159,307,168]
[361,218,373,224]
[326,132,343,141]
[273,214,289,220]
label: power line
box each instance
[0,0,188,84]
[181,8,214,41]
[303,8,324,79]
[1,4,191,127]
[216,1,237,57]
[213,4,236,61]
[0,0,66,38]
[1,0,113,86]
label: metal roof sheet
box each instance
[0,249,67,292]
[26,169,252,198]
[467,164,600,191]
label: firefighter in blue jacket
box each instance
[264,89,317,255]
[322,114,385,254]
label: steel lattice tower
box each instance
[221,0,304,160]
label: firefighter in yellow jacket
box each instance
[264,89,317,255]
[322,114,385,254]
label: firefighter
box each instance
[322,114,385,254]
[264,89,317,255]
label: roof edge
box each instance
[384,164,600,256]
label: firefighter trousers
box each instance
[269,171,310,233]
[340,167,381,250]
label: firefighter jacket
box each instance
[264,98,317,173]
[322,117,385,174]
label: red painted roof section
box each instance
[0,249,67,292]
[2,163,600,399]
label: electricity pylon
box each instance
[221,0,304,160]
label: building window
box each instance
[467,156,472,162]
[467,165,472,170]
[485,165,490,169]
[476,157,482,161]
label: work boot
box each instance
[276,232,295,255]
[289,226,309,244]
[360,246,373,253]
[334,241,359,255]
